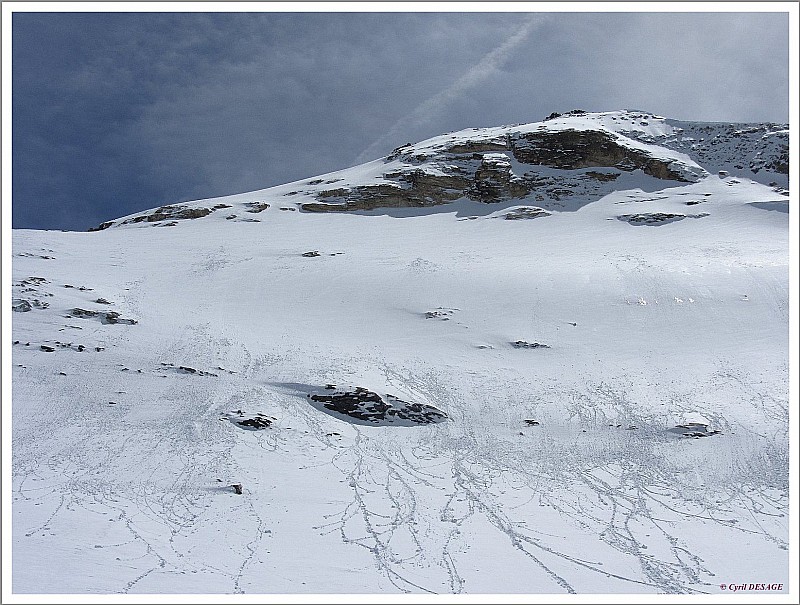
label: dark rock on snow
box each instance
[511,340,550,349]
[618,212,708,226]
[70,308,137,325]
[669,422,721,438]
[503,206,551,220]
[308,385,447,425]
[510,129,691,181]
[12,300,32,312]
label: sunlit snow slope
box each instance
[11,110,790,595]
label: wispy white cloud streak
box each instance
[354,15,546,163]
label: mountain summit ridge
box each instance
[88,109,788,231]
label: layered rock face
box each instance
[300,115,709,213]
[508,129,690,181]
[301,172,470,212]
[468,153,529,202]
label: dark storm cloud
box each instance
[12,11,789,231]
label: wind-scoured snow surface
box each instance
[11,111,789,595]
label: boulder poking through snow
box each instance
[222,410,276,430]
[503,206,551,220]
[70,308,137,325]
[668,422,721,438]
[617,212,709,226]
[12,299,32,312]
[307,385,447,426]
[424,307,457,320]
[511,340,550,349]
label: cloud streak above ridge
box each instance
[355,15,547,164]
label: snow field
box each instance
[11,170,789,594]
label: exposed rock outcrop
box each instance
[307,385,447,426]
[13,300,33,312]
[303,126,697,214]
[620,119,788,184]
[468,154,529,202]
[89,203,233,231]
[223,410,275,430]
[70,308,137,325]
[303,172,471,212]
[444,139,509,155]
[244,202,270,213]
[424,307,457,320]
[618,212,709,226]
[503,206,551,220]
[668,422,721,438]
[510,129,691,181]
[584,171,620,182]
[511,340,550,349]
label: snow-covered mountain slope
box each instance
[10,110,790,595]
